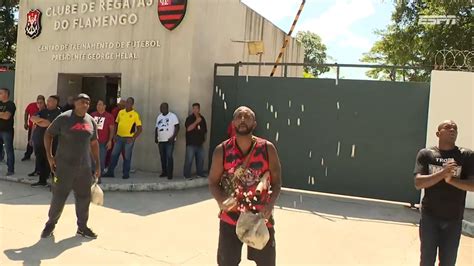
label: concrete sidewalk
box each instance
[0,150,208,191]
[1,181,473,265]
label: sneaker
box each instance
[77,227,98,239]
[167,176,173,180]
[41,224,55,238]
[184,176,194,180]
[159,173,167,178]
[122,176,130,179]
[28,171,39,177]
[31,182,48,188]
[130,168,136,173]
[197,174,208,178]
[6,172,14,176]
[21,157,31,161]
[102,173,115,178]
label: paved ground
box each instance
[1,181,473,265]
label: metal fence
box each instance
[211,63,431,204]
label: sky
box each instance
[241,0,397,79]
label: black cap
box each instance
[74,93,91,101]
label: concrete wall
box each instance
[426,70,474,208]
[14,0,303,174]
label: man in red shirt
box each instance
[22,95,45,161]
[209,106,282,266]
[91,99,115,180]
[111,99,126,119]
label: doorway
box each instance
[57,73,121,112]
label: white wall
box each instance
[426,70,474,208]
[14,0,303,173]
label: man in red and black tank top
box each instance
[209,106,282,266]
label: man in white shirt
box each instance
[155,103,180,179]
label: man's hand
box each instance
[48,157,57,174]
[443,161,457,183]
[126,137,134,144]
[28,139,34,146]
[220,197,237,212]
[24,123,29,130]
[106,140,113,150]
[155,138,158,144]
[442,161,457,178]
[168,137,175,143]
[261,203,274,219]
[94,166,101,181]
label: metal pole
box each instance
[234,63,240,77]
[270,0,306,77]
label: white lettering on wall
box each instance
[45,0,153,31]
[38,40,161,61]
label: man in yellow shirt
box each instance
[103,97,142,179]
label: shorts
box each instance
[217,220,276,266]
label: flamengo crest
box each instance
[158,0,187,31]
[25,9,42,39]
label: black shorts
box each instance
[217,220,276,266]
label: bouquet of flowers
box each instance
[220,167,270,213]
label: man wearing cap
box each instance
[208,106,282,266]
[40,93,101,239]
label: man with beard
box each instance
[414,120,474,266]
[40,93,100,239]
[208,106,282,266]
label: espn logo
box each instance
[419,15,458,25]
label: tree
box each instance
[0,0,19,64]
[361,0,473,81]
[296,31,330,77]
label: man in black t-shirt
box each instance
[40,93,100,239]
[414,120,474,266]
[0,88,16,175]
[30,95,62,187]
[183,103,207,179]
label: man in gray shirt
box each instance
[40,93,101,239]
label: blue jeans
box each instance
[419,212,462,266]
[183,145,205,178]
[99,142,108,175]
[0,131,14,172]
[106,137,134,178]
[91,143,108,176]
[158,141,174,178]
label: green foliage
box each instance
[361,0,473,81]
[296,31,330,77]
[0,0,19,64]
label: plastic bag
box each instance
[236,212,270,250]
[91,182,104,206]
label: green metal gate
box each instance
[211,63,431,204]
[0,64,15,98]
